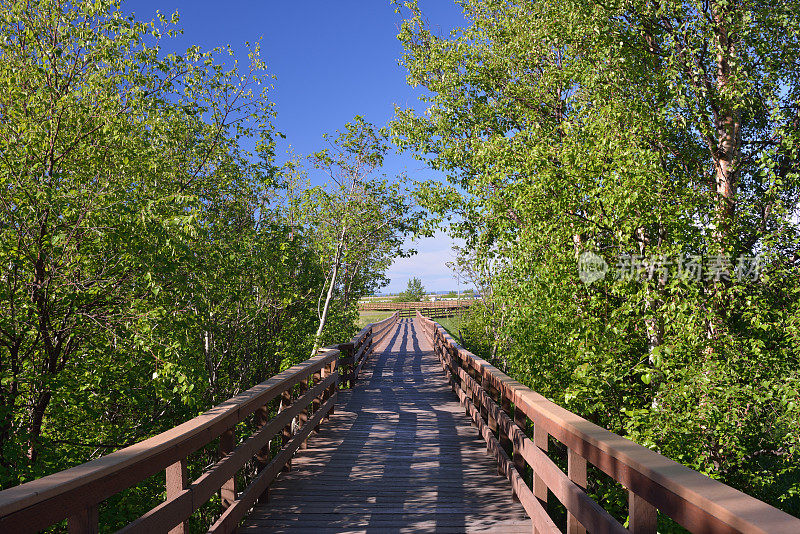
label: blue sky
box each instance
[121,0,470,294]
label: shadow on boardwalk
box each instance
[241,318,530,533]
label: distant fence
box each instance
[359,300,476,317]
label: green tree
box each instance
[293,116,414,356]
[397,277,426,302]
[0,1,408,527]
[393,0,800,518]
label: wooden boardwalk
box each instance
[242,318,530,533]
[6,314,799,533]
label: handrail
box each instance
[335,311,399,387]
[358,300,475,311]
[416,311,800,534]
[0,313,398,533]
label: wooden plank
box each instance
[242,318,529,533]
[567,449,587,534]
[67,505,98,534]
[219,429,236,509]
[629,491,658,534]
[165,460,188,534]
[210,396,336,533]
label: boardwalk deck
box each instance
[242,318,530,533]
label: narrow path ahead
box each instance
[242,318,529,533]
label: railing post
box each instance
[470,367,482,429]
[512,404,528,502]
[317,366,328,430]
[483,375,496,434]
[338,342,354,388]
[533,422,548,534]
[299,377,309,449]
[629,492,657,533]
[255,402,271,504]
[219,428,236,509]
[567,449,587,534]
[279,388,293,471]
[166,459,189,534]
[312,369,322,431]
[453,347,465,395]
[327,359,337,419]
[499,391,513,457]
[67,505,98,534]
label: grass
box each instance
[431,315,464,341]
[357,311,392,328]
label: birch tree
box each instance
[305,117,412,355]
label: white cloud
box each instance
[382,231,471,294]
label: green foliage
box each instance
[396,277,426,302]
[0,1,404,528]
[394,0,800,519]
[284,116,415,355]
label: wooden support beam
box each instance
[512,405,528,503]
[567,449,587,534]
[166,459,189,534]
[629,492,658,534]
[67,505,98,534]
[499,393,514,457]
[279,389,293,472]
[219,429,236,509]
[299,378,309,449]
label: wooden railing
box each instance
[358,300,476,311]
[335,312,399,387]
[416,306,466,320]
[417,311,800,534]
[0,312,398,533]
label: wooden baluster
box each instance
[445,344,454,388]
[512,405,528,502]
[567,449,587,534]
[450,348,467,392]
[327,359,337,418]
[219,429,236,509]
[254,403,271,504]
[279,388,293,471]
[533,423,549,534]
[165,459,189,533]
[299,377,309,449]
[455,349,466,396]
[499,391,513,458]
[470,367,482,428]
[482,375,496,434]
[350,342,357,387]
[312,370,323,432]
[365,327,374,361]
[340,342,354,388]
[629,492,657,533]
[68,505,98,534]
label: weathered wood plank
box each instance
[242,318,529,533]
